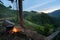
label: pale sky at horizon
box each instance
[23,0,60,13]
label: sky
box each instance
[1,0,17,10]
[1,0,60,13]
[23,0,60,13]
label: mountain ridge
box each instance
[48,9,60,19]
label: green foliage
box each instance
[0,3,58,37]
[0,4,55,36]
[43,23,54,36]
[23,11,56,36]
[33,23,54,36]
[0,3,19,24]
[24,20,46,35]
[0,0,3,4]
[24,12,54,25]
[24,20,54,36]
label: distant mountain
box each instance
[48,9,60,18]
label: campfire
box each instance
[12,27,20,33]
[2,20,24,34]
[8,26,22,34]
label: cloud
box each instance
[24,0,56,11]
[38,5,60,13]
[38,7,60,13]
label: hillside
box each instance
[0,3,17,17]
[23,11,56,36]
[0,3,60,40]
[48,9,60,18]
[0,0,60,40]
[48,9,60,27]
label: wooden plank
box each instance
[45,30,60,40]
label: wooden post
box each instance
[18,0,24,28]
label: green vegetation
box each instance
[0,1,60,38]
[23,12,55,36]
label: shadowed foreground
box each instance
[0,26,46,40]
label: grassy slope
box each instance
[24,19,44,31]
[0,4,55,36]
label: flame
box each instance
[12,27,20,33]
[8,26,23,34]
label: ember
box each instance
[11,27,21,33]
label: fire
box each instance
[8,26,23,34]
[12,27,20,33]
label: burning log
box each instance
[1,20,45,40]
[0,26,30,40]
[12,27,20,33]
[0,20,29,40]
[9,26,23,33]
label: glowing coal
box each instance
[12,27,21,33]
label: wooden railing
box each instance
[45,30,60,40]
[0,17,14,26]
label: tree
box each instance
[0,0,3,4]
[8,5,12,8]
[8,0,14,3]
[0,0,15,8]
[43,23,54,36]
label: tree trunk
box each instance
[18,0,24,28]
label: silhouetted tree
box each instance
[8,5,12,8]
[8,0,14,3]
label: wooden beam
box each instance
[45,30,60,40]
